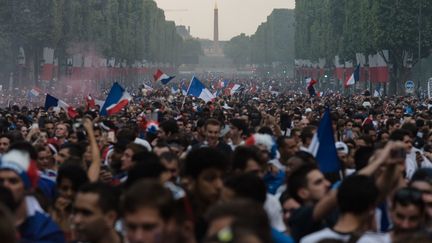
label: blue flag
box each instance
[308,108,340,173]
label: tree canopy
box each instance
[295,0,432,93]
[0,0,200,82]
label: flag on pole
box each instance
[153,69,175,85]
[187,76,215,103]
[308,108,340,173]
[345,65,360,87]
[44,94,78,118]
[100,82,132,116]
[305,77,318,96]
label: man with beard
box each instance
[359,187,427,242]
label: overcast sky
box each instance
[153,0,295,41]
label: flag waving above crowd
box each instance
[100,82,132,116]
[153,69,175,85]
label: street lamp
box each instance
[417,0,422,96]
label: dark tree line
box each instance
[295,0,432,93]
[0,0,201,83]
[224,9,295,72]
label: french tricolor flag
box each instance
[153,69,175,85]
[30,87,42,97]
[345,65,360,88]
[44,94,78,118]
[305,77,317,97]
[100,82,132,116]
[187,76,215,103]
[308,108,340,173]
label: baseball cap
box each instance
[335,142,349,155]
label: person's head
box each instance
[0,134,10,154]
[354,146,374,171]
[222,173,267,205]
[205,199,272,243]
[35,145,54,171]
[122,179,175,243]
[121,143,147,172]
[153,141,171,156]
[391,187,425,233]
[0,149,39,204]
[337,175,378,217]
[54,143,84,165]
[72,182,120,242]
[276,136,298,162]
[205,119,222,147]
[387,118,401,133]
[56,164,89,201]
[159,152,180,182]
[279,191,300,224]
[232,146,265,177]
[44,121,55,137]
[284,152,315,177]
[389,129,413,152]
[409,168,432,219]
[300,126,316,147]
[288,164,330,204]
[395,107,404,119]
[230,119,247,139]
[183,147,229,204]
[55,123,69,139]
[158,120,179,140]
[125,152,166,188]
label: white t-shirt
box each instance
[264,193,287,232]
[301,228,391,243]
[300,228,351,243]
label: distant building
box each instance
[176,25,192,40]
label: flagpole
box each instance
[181,76,194,110]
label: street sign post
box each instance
[405,80,415,94]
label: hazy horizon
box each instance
[153,0,295,41]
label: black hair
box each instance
[410,168,432,185]
[159,119,179,135]
[288,164,318,203]
[389,129,413,141]
[56,164,89,191]
[59,143,85,160]
[122,179,174,221]
[393,187,424,211]
[354,146,374,171]
[223,173,267,205]
[300,126,316,145]
[126,151,166,188]
[230,119,247,135]
[183,147,229,179]
[78,182,120,214]
[337,175,378,215]
[232,146,264,171]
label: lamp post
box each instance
[417,0,422,96]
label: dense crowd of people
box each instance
[1,80,432,243]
